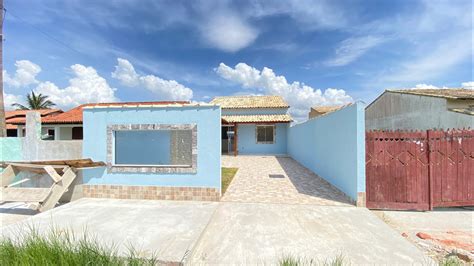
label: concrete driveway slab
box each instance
[189,202,433,265]
[0,202,39,227]
[1,198,218,264]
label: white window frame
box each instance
[255,124,275,144]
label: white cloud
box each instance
[246,0,349,30]
[461,81,474,89]
[325,36,385,67]
[200,13,258,52]
[379,31,471,84]
[112,58,193,101]
[3,93,25,110]
[216,62,353,121]
[111,58,139,87]
[414,84,445,90]
[5,61,118,110]
[35,64,118,109]
[411,82,474,90]
[4,60,41,88]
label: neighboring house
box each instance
[308,105,344,119]
[82,101,221,201]
[366,89,474,130]
[5,109,63,137]
[210,95,292,155]
[13,105,85,140]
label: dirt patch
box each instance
[372,210,473,263]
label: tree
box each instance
[12,91,56,110]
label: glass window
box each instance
[114,129,192,166]
[256,125,275,144]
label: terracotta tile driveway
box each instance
[221,156,353,206]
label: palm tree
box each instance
[12,91,56,110]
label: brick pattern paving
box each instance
[83,185,220,201]
[221,156,353,206]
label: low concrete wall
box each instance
[287,102,366,205]
[0,112,83,162]
[0,112,84,201]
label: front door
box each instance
[221,125,235,154]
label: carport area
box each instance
[221,155,352,206]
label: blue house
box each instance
[210,96,292,155]
[81,101,222,201]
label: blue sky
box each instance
[3,0,473,121]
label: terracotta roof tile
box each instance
[387,88,474,99]
[210,95,289,109]
[6,124,17,130]
[221,114,292,123]
[5,109,62,119]
[40,101,190,124]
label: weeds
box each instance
[438,255,465,266]
[279,254,346,266]
[0,227,157,266]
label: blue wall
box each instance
[287,102,366,201]
[0,138,22,162]
[82,106,221,190]
[238,123,288,155]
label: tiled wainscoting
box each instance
[83,185,220,201]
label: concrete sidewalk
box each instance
[189,202,432,265]
[1,198,433,264]
[1,198,218,264]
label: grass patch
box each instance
[439,255,465,266]
[0,228,158,266]
[221,167,238,194]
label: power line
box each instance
[5,7,85,56]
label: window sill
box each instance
[107,164,196,174]
[113,164,192,168]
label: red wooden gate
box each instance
[366,129,474,211]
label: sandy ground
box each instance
[373,208,473,263]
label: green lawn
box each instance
[221,167,238,194]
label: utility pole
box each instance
[0,0,5,137]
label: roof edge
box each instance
[83,103,218,109]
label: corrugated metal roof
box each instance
[210,95,289,109]
[387,88,474,99]
[221,114,292,123]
